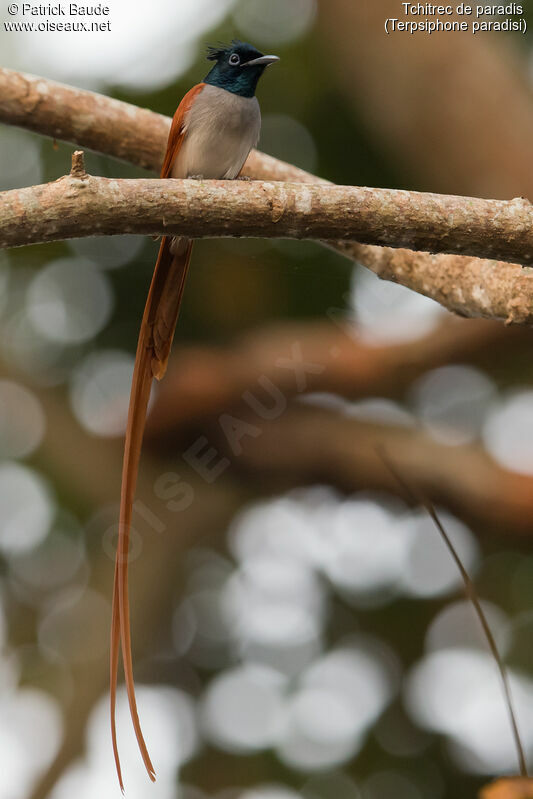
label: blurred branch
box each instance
[2,154,533,272]
[317,0,533,199]
[480,778,533,799]
[146,316,522,438]
[144,316,533,536]
[1,68,533,322]
[192,403,533,537]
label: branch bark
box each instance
[2,158,533,270]
[1,68,533,323]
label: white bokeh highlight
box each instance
[322,498,413,601]
[399,509,480,598]
[351,266,445,345]
[0,462,53,555]
[10,511,86,605]
[2,0,238,91]
[69,350,135,436]
[51,686,198,799]
[234,0,316,45]
[69,235,145,271]
[410,365,496,446]
[0,127,42,191]
[0,380,46,458]
[276,644,397,771]
[27,258,113,345]
[425,599,510,655]
[240,786,303,799]
[0,689,63,799]
[202,664,286,753]
[405,648,533,775]
[484,391,533,475]
[223,556,324,647]
[260,114,318,174]
[38,588,110,663]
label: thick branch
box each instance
[0,68,169,172]
[340,244,533,325]
[3,165,533,270]
[1,68,533,323]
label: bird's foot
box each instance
[188,174,205,180]
[236,175,253,181]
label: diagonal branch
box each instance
[2,154,533,271]
[145,316,527,438]
[203,403,533,538]
[1,68,533,322]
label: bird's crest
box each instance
[206,41,235,61]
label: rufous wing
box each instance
[160,83,206,178]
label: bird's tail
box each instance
[110,235,193,790]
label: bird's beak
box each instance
[244,55,280,67]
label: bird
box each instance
[109,40,279,791]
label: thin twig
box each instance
[69,150,87,179]
[379,447,528,779]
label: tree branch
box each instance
[2,154,533,271]
[194,403,533,538]
[340,244,533,325]
[1,68,533,322]
[142,314,533,538]
[0,68,169,172]
[146,316,522,438]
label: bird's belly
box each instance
[171,85,261,181]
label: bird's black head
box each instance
[204,40,279,98]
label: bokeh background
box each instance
[2,1,533,798]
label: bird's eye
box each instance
[229,53,240,66]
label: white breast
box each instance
[171,84,261,180]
